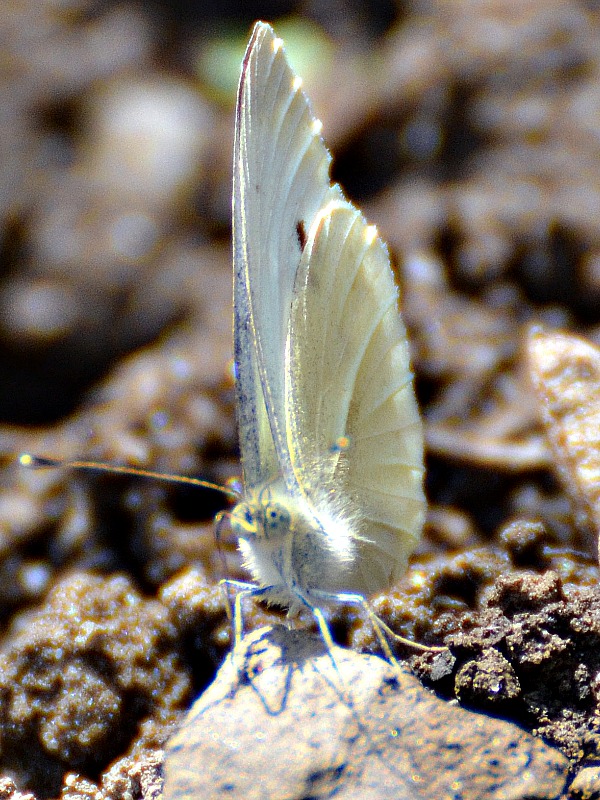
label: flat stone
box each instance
[164,626,568,800]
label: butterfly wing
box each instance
[233,22,342,489]
[285,201,426,594]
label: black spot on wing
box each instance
[296,220,307,251]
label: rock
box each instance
[164,626,568,800]
[569,766,600,799]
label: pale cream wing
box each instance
[233,21,342,489]
[285,201,425,594]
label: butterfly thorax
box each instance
[230,480,357,612]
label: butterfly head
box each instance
[230,483,293,541]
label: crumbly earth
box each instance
[414,570,600,762]
[0,573,189,796]
[2,2,600,799]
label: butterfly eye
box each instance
[230,502,258,536]
[263,502,291,532]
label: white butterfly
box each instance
[229,22,425,632]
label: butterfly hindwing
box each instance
[285,202,426,594]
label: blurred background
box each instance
[4,0,599,423]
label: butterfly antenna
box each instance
[18,453,241,500]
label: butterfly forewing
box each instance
[285,202,426,594]
[233,22,341,489]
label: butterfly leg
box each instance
[311,589,400,665]
[364,608,447,654]
[302,601,337,655]
[291,593,361,713]
[219,579,280,648]
[219,578,258,648]
[310,589,446,660]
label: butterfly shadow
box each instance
[228,623,354,718]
